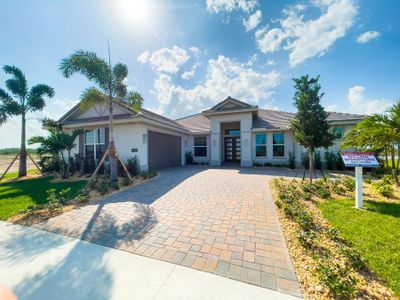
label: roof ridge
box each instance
[175,113,202,121]
[259,108,295,115]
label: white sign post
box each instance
[355,166,363,208]
[340,152,380,209]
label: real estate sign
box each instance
[339,152,379,209]
[340,152,380,168]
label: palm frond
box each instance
[59,50,110,92]
[26,84,55,112]
[80,87,108,112]
[112,63,128,98]
[122,91,144,111]
[0,88,22,124]
[3,65,28,98]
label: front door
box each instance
[224,137,241,162]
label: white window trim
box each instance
[255,133,267,158]
[272,132,285,158]
[84,128,105,160]
[194,136,207,157]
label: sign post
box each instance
[340,152,380,209]
[355,166,363,208]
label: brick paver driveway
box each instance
[33,166,301,297]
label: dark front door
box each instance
[224,137,241,162]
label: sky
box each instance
[0,0,399,148]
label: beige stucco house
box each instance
[59,96,363,171]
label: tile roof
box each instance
[175,109,366,132]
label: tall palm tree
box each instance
[59,50,143,181]
[0,66,54,177]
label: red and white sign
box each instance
[340,152,380,167]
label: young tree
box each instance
[59,50,143,181]
[0,66,54,177]
[290,75,336,182]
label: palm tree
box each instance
[341,109,400,186]
[59,50,143,181]
[0,66,54,177]
[29,124,82,179]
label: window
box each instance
[224,129,240,136]
[255,133,267,157]
[85,128,106,160]
[194,137,207,157]
[334,127,344,138]
[273,133,285,157]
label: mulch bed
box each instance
[270,178,396,299]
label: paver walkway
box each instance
[0,221,298,300]
[32,166,301,297]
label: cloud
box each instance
[151,54,280,118]
[347,86,392,114]
[356,31,380,43]
[206,0,257,13]
[255,0,358,67]
[181,70,195,80]
[243,10,262,31]
[267,59,277,65]
[137,51,150,64]
[137,46,190,74]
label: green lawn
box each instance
[1,169,40,179]
[0,176,86,220]
[321,199,400,296]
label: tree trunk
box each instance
[391,149,400,187]
[385,150,388,168]
[397,144,400,170]
[108,99,118,182]
[18,112,27,177]
[309,150,314,183]
[66,150,71,178]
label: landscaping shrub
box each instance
[46,188,71,208]
[185,151,194,164]
[297,229,317,249]
[253,162,263,167]
[74,191,89,203]
[341,176,355,192]
[325,151,336,170]
[336,151,346,170]
[372,176,395,198]
[315,188,331,199]
[373,183,394,198]
[339,246,365,270]
[121,177,132,187]
[127,156,139,176]
[288,151,296,169]
[317,261,357,299]
[140,171,157,179]
[324,227,341,241]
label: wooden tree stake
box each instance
[0,153,19,181]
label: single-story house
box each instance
[59,96,364,171]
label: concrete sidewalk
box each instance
[0,221,299,300]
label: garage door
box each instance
[148,131,181,171]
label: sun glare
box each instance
[115,0,152,26]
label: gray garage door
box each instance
[148,131,181,171]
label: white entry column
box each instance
[210,120,221,166]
